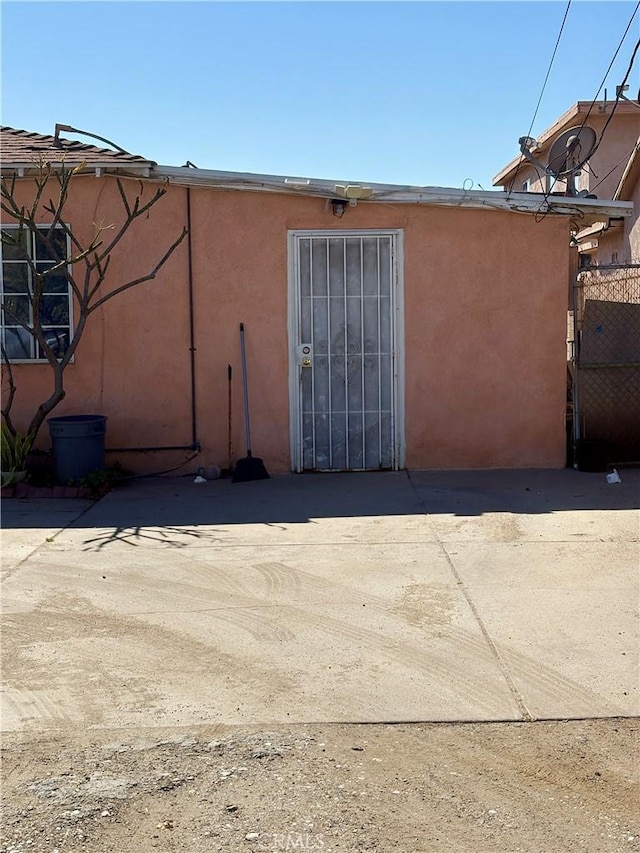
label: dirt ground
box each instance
[2,718,638,853]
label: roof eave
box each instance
[1,161,154,177]
[152,164,633,220]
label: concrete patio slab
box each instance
[446,540,638,717]
[43,472,436,549]
[1,542,454,614]
[421,507,639,543]
[0,498,93,573]
[1,468,638,732]
[409,468,640,543]
[480,587,637,718]
[446,541,640,718]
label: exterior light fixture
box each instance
[333,184,373,200]
[331,199,347,218]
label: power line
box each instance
[572,1,639,137]
[510,1,639,198]
[589,38,640,158]
[508,0,572,193]
[527,0,572,139]
[532,8,640,221]
[555,35,640,181]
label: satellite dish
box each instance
[547,125,597,178]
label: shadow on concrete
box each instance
[2,468,637,533]
[409,468,640,515]
[80,523,213,550]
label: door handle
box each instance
[297,344,313,367]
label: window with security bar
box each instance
[1,225,72,361]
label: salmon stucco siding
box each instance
[3,171,573,473]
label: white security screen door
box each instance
[289,231,402,472]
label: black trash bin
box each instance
[48,415,107,484]
[575,438,609,473]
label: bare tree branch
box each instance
[92,181,167,267]
[1,163,187,443]
[89,226,187,311]
[116,178,132,217]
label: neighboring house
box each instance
[0,125,632,474]
[493,100,639,200]
[493,100,640,267]
[593,137,640,263]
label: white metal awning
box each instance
[152,165,633,221]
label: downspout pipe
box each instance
[186,185,198,449]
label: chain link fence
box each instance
[571,263,640,466]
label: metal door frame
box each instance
[287,229,405,472]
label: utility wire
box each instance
[533,10,640,223]
[590,138,640,195]
[553,35,640,183]
[511,1,639,199]
[526,0,572,139]
[590,38,640,154]
[572,2,639,138]
[508,0,572,194]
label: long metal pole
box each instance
[228,363,233,469]
[239,323,252,454]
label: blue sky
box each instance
[2,1,638,188]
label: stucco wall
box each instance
[3,175,569,472]
[595,167,639,265]
[579,112,638,200]
[597,224,627,265]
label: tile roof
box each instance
[1,126,154,168]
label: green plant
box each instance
[1,422,34,487]
[68,468,113,498]
[23,448,55,487]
